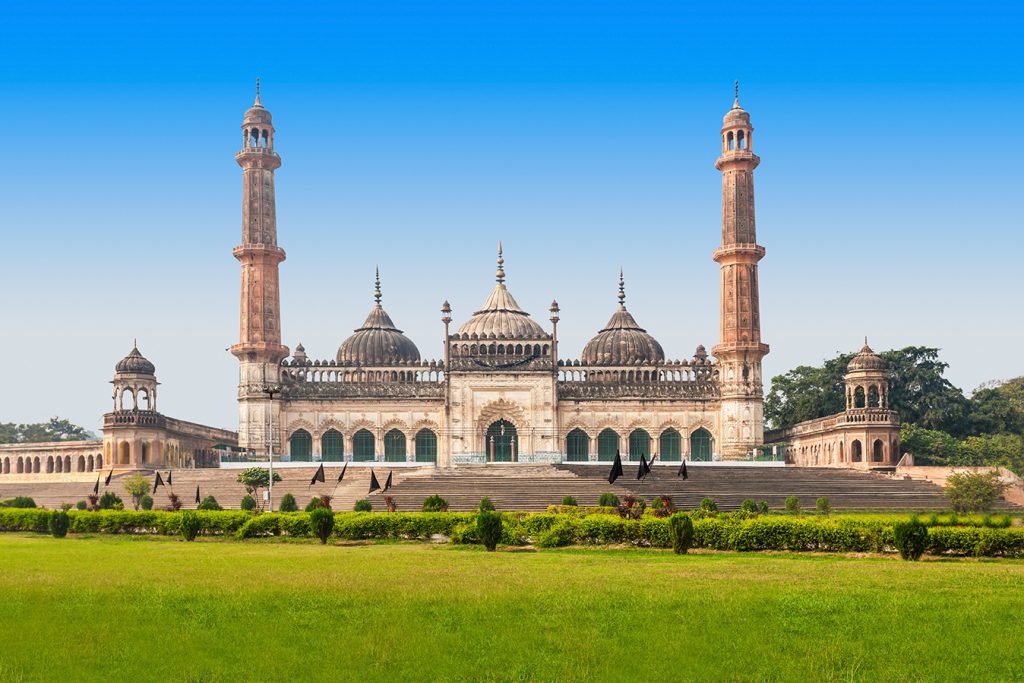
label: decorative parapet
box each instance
[556,361,718,401]
[765,408,900,442]
[278,359,446,399]
[104,410,166,429]
[281,382,445,400]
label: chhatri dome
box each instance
[456,244,549,339]
[337,269,421,364]
[115,341,156,375]
[243,78,273,125]
[723,80,751,126]
[847,339,885,372]
[581,271,665,365]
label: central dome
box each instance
[337,271,421,365]
[456,245,549,340]
[581,272,665,366]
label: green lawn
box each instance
[1,536,1023,682]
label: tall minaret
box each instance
[712,83,769,460]
[230,80,288,455]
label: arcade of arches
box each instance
[564,426,713,463]
[284,426,442,463]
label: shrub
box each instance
[49,510,70,538]
[422,494,449,512]
[598,492,620,507]
[893,518,928,560]
[699,498,718,513]
[536,519,574,548]
[140,495,154,511]
[197,495,222,511]
[0,496,38,509]
[385,496,397,512]
[122,473,151,511]
[85,494,99,511]
[816,497,832,515]
[477,510,502,551]
[309,507,335,544]
[75,500,87,511]
[278,493,298,512]
[304,497,321,512]
[60,503,73,511]
[179,511,201,542]
[354,499,372,512]
[945,470,1008,513]
[561,495,578,507]
[758,500,770,514]
[235,467,283,512]
[784,496,801,514]
[669,513,694,554]
[168,493,182,512]
[617,495,646,520]
[650,495,676,518]
[240,495,257,512]
[98,492,121,510]
[740,499,758,513]
[479,497,496,512]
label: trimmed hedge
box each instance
[1,509,1022,557]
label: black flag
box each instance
[195,485,201,504]
[337,462,348,483]
[92,476,100,495]
[608,451,624,484]
[104,469,113,487]
[153,471,165,493]
[309,463,325,487]
[678,460,688,480]
[368,470,381,494]
[167,471,172,486]
[383,471,393,492]
[636,453,650,481]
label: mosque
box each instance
[0,85,904,479]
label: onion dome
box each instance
[292,343,307,363]
[115,341,156,375]
[847,339,885,372]
[456,244,548,339]
[693,344,708,363]
[243,79,272,124]
[581,271,665,366]
[337,270,421,365]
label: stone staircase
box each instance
[1,464,1017,512]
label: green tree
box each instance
[235,468,282,512]
[122,473,151,511]
[944,470,1008,513]
[0,417,95,444]
[968,377,1024,435]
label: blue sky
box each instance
[1,2,1022,433]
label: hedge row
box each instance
[2,509,1023,557]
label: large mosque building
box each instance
[233,85,767,467]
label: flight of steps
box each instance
[1,464,1017,512]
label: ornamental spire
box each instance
[374,266,382,305]
[255,77,262,106]
[733,79,740,109]
[496,241,505,284]
[618,268,626,307]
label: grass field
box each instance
[1,536,1023,682]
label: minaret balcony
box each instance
[236,147,279,157]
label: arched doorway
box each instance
[321,429,344,462]
[851,440,862,462]
[353,429,375,462]
[485,420,517,462]
[289,429,312,462]
[415,429,437,463]
[384,429,406,462]
[659,428,682,461]
[628,429,650,462]
[566,428,589,462]
[872,439,884,463]
[690,428,712,461]
[597,429,619,461]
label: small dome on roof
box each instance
[337,270,421,365]
[243,80,273,125]
[723,81,750,125]
[116,342,155,375]
[455,244,549,340]
[847,340,885,372]
[581,272,665,366]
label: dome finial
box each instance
[733,79,740,108]
[496,241,505,284]
[255,77,262,106]
[374,266,382,305]
[618,268,626,307]
[133,337,137,349]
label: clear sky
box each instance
[1,2,1022,434]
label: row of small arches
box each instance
[558,368,716,383]
[452,343,549,357]
[724,129,750,151]
[564,427,714,462]
[795,438,898,465]
[282,370,444,383]
[244,127,272,149]
[1,453,104,475]
[287,428,439,463]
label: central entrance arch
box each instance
[485,420,518,462]
[690,428,712,461]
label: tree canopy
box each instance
[0,418,95,444]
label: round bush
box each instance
[240,495,257,512]
[478,497,496,512]
[354,499,372,512]
[669,513,694,554]
[278,493,298,512]
[49,511,70,538]
[758,501,770,514]
[179,511,201,542]
[893,518,929,561]
[477,510,502,551]
[75,500,87,511]
[309,507,335,544]
[561,495,578,507]
[598,492,620,507]
[740,499,758,513]
[699,498,718,513]
[816,497,832,515]
[98,492,122,510]
[140,495,154,511]
[784,496,801,514]
[197,495,222,511]
[422,494,449,512]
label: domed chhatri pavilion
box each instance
[230,85,779,467]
